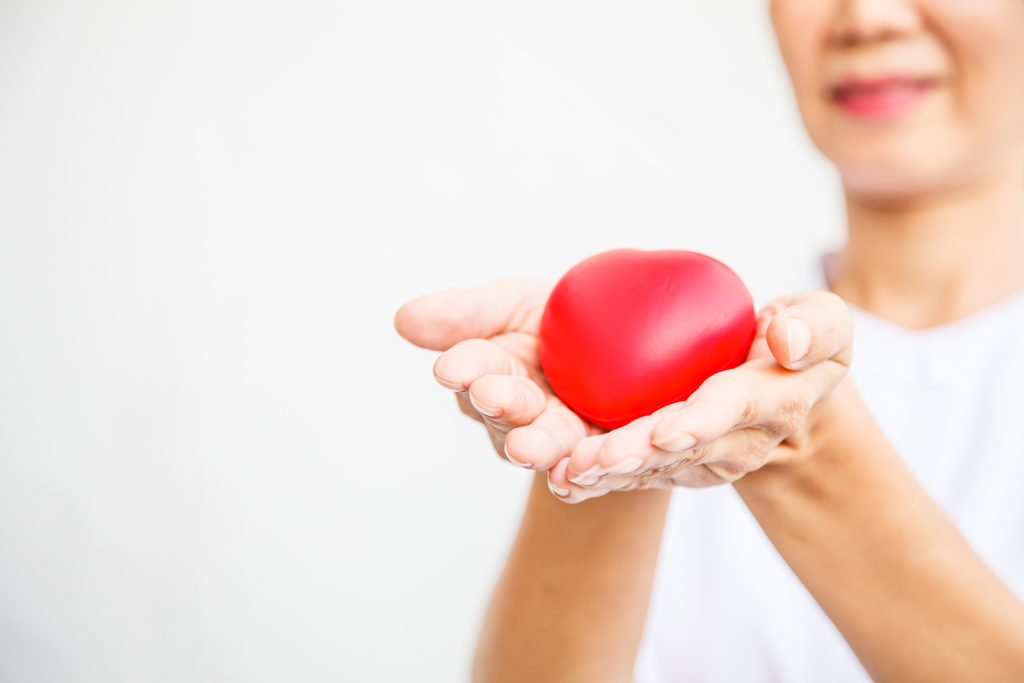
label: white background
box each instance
[0,1,843,681]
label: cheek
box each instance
[928,2,1024,150]
[770,1,832,129]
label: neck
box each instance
[829,166,1024,329]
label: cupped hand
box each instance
[546,291,855,503]
[394,279,609,495]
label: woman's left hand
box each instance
[547,290,855,503]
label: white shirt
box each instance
[633,261,1024,682]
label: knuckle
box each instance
[698,463,735,486]
[706,371,759,425]
[625,467,662,490]
[551,408,578,438]
[597,435,632,469]
[686,443,715,466]
[738,394,759,426]
[710,446,768,482]
[542,410,579,453]
[703,370,750,402]
[705,460,745,482]
[706,369,746,393]
[767,391,813,438]
[523,377,546,405]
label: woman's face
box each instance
[771,0,1024,202]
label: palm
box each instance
[398,280,853,502]
[550,293,854,502]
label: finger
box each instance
[504,400,593,471]
[649,369,764,452]
[432,338,527,391]
[452,388,540,468]
[394,279,550,351]
[547,456,610,504]
[454,391,485,424]
[564,432,614,484]
[762,290,854,371]
[565,417,661,485]
[582,427,774,491]
[747,300,788,361]
[650,360,819,450]
[466,374,547,428]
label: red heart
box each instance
[539,249,757,430]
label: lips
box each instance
[829,76,938,118]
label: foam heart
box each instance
[538,249,757,430]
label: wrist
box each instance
[736,376,867,496]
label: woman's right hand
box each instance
[399,281,676,682]
[394,279,606,492]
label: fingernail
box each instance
[786,318,811,364]
[547,480,570,497]
[604,457,644,475]
[652,432,697,453]
[469,393,500,418]
[436,378,465,391]
[503,442,533,469]
[568,464,604,486]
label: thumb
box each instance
[763,290,854,371]
[394,279,550,351]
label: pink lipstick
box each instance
[830,77,936,119]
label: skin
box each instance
[396,0,1024,680]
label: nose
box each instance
[831,0,922,46]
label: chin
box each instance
[819,131,972,205]
[839,167,948,206]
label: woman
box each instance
[395,1,1024,680]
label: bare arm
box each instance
[555,291,1024,680]
[394,281,673,682]
[734,379,1024,682]
[396,283,1016,681]
[474,476,670,683]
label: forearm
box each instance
[734,379,1024,682]
[473,472,671,683]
